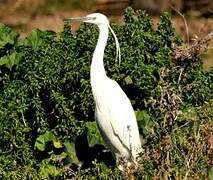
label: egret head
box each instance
[65,13,121,64]
[66,13,109,26]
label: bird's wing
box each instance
[95,79,141,155]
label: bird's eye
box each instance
[85,17,96,21]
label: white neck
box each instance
[90,24,108,82]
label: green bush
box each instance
[0,7,212,179]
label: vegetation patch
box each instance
[0,7,212,179]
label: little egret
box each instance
[66,13,142,167]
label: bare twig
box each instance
[178,68,184,85]
[170,4,189,44]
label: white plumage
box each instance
[67,13,142,166]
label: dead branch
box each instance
[173,31,213,61]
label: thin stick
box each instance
[170,5,189,44]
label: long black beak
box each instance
[64,16,95,23]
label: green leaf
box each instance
[85,121,104,147]
[136,110,150,123]
[35,131,55,151]
[64,141,80,164]
[135,111,154,135]
[26,29,44,50]
[53,139,62,149]
[124,75,133,85]
[39,159,60,179]
[0,23,18,48]
[22,127,31,133]
[0,52,22,69]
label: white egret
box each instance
[66,13,142,167]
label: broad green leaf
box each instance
[26,29,55,50]
[26,29,44,50]
[0,23,18,48]
[136,110,150,123]
[135,110,154,135]
[85,121,104,147]
[35,131,55,151]
[39,159,60,179]
[35,139,46,151]
[64,141,80,164]
[0,52,22,69]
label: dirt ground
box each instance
[0,0,212,69]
